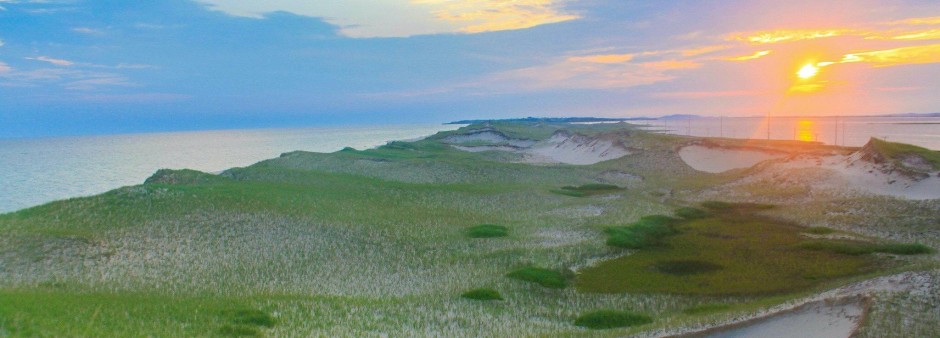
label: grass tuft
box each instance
[506,267,568,288]
[682,303,732,315]
[461,288,503,301]
[574,310,653,329]
[218,325,261,337]
[232,309,275,328]
[465,224,509,238]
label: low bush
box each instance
[574,310,653,329]
[506,267,567,288]
[466,224,508,238]
[551,184,622,197]
[606,215,680,249]
[461,288,503,301]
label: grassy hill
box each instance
[1,122,937,337]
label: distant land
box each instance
[449,113,940,125]
[446,117,655,124]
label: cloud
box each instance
[0,61,11,72]
[567,54,634,64]
[0,67,135,90]
[195,0,577,38]
[724,50,772,61]
[680,45,731,57]
[71,27,103,35]
[819,44,940,68]
[729,29,849,44]
[416,0,579,34]
[26,56,74,66]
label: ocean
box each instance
[0,124,459,214]
[2,117,939,214]
[636,115,940,150]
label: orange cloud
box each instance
[885,16,940,26]
[567,54,634,64]
[730,29,849,44]
[680,45,731,57]
[642,60,701,70]
[821,44,940,67]
[724,50,772,61]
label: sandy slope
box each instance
[448,130,631,165]
[678,145,786,173]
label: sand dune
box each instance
[679,145,786,173]
[449,130,631,165]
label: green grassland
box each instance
[0,121,937,336]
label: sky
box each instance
[1,0,939,138]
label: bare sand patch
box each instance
[679,145,786,173]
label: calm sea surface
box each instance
[636,116,940,150]
[0,124,459,213]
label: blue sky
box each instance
[1,0,939,137]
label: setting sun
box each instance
[797,63,819,79]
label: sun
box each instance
[797,63,819,79]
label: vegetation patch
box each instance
[506,267,568,288]
[605,215,680,249]
[461,288,503,301]
[578,202,878,296]
[799,240,933,256]
[652,260,722,276]
[231,309,275,327]
[574,310,653,329]
[551,184,623,197]
[868,137,940,171]
[219,325,261,337]
[465,224,509,238]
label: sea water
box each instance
[637,116,940,150]
[0,124,459,213]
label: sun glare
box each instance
[797,63,819,79]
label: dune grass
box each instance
[579,203,878,295]
[574,310,653,329]
[868,137,940,170]
[465,224,509,238]
[506,267,568,288]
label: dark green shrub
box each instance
[466,224,508,238]
[574,310,653,329]
[605,215,680,249]
[233,309,275,327]
[461,288,503,301]
[506,267,567,288]
[799,240,933,255]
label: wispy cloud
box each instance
[818,44,940,68]
[724,50,772,61]
[0,61,11,72]
[72,27,104,35]
[26,56,74,66]
[196,0,577,37]
[653,90,759,99]
[415,0,578,34]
